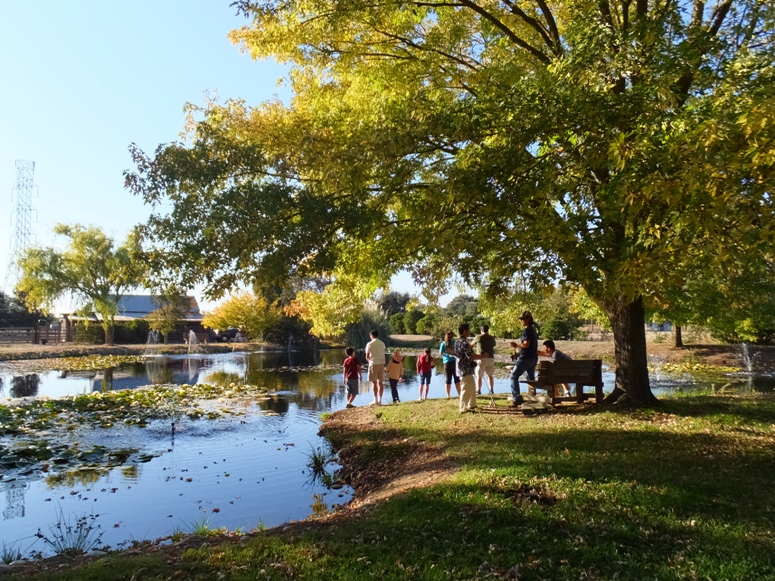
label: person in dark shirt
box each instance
[539,339,572,397]
[342,347,363,408]
[509,311,538,406]
[473,324,497,395]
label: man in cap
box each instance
[508,311,538,406]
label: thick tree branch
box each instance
[499,0,560,55]
[416,0,552,63]
[709,0,733,35]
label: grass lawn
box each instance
[9,394,775,580]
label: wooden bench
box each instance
[525,359,604,404]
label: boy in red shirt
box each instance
[416,348,434,401]
[342,347,362,408]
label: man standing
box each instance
[455,323,486,413]
[365,329,386,405]
[473,324,496,395]
[509,311,538,407]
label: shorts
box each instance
[475,357,495,379]
[368,364,385,383]
[419,371,432,385]
[444,360,460,385]
[346,378,359,396]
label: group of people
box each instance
[342,315,572,411]
[342,330,435,407]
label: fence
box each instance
[0,327,36,344]
[0,326,63,344]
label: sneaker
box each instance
[346,404,354,409]
[510,395,525,407]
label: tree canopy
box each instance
[127,0,774,405]
[202,291,283,341]
[0,291,40,327]
[16,225,144,345]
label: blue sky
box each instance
[0,1,461,310]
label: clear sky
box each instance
[0,1,463,311]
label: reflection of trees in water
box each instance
[121,465,139,480]
[204,371,244,388]
[100,367,114,392]
[46,468,104,488]
[243,368,286,391]
[146,358,174,384]
[296,371,338,398]
[257,394,290,414]
[10,374,40,398]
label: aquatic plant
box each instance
[1,540,22,564]
[187,517,213,536]
[35,507,103,557]
[305,445,333,485]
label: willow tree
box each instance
[127,0,774,405]
[17,225,144,345]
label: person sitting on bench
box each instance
[537,340,572,397]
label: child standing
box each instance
[385,350,404,403]
[416,348,434,400]
[342,347,362,408]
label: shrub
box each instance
[389,312,406,334]
[343,308,391,347]
[403,309,424,334]
[415,314,438,335]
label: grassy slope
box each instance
[10,394,775,580]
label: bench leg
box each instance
[576,383,584,404]
[595,383,604,404]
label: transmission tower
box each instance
[3,160,36,293]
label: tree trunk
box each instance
[674,325,683,348]
[105,324,115,346]
[602,295,657,406]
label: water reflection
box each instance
[10,374,40,398]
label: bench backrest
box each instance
[535,359,602,386]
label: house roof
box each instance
[64,295,204,322]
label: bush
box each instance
[415,314,438,335]
[539,315,583,341]
[389,312,406,334]
[403,310,424,334]
[73,323,104,344]
[343,309,391,347]
[114,319,150,344]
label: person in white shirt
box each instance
[365,329,386,405]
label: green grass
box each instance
[9,394,775,580]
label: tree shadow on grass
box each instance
[554,394,775,425]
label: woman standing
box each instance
[439,331,460,398]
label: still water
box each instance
[0,349,771,557]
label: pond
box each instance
[0,349,772,559]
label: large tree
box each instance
[127,0,774,405]
[16,225,144,345]
[0,291,40,327]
